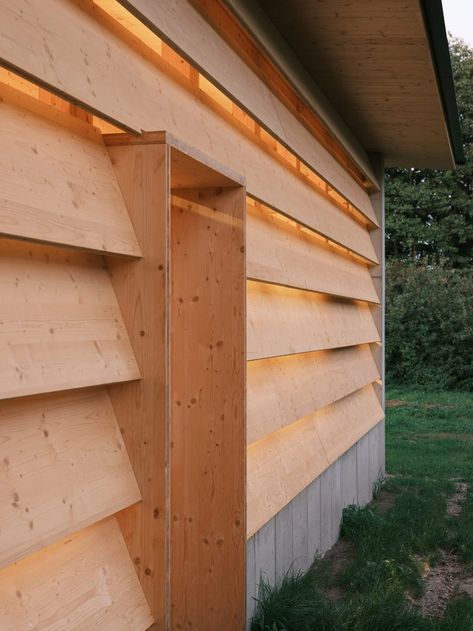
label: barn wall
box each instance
[0,1,384,628]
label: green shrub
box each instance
[386,261,473,390]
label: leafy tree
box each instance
[385,38,473,268]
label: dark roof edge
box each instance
[420,0,465,165]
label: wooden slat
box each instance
[247,344,380,444]
[170,188,246,629]
[105,140,169,626]
[97,0,378,218]
[247,201,379,302]
[0,83,141,257]
[0,239,140,400]
[247,384,383,536]
[0,387,141,569]
[247,281,380,361]
[0,517,154,630]
[0,0,378,262]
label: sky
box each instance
[442,0,473,47]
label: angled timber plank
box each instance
[0,517,154,630]
[247,344,380,444]
[247,281,380,361]
[247,201,379,302]
[0,387,141,569]
[0,239,140,400]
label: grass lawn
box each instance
[251,386,473,630]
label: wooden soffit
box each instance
[256,0,459,169]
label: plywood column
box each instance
[105,138,170,628]
[170,187,246,630]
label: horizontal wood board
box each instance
[0,238,140,400]
[248,344,380,445]
[0,387,141,569]
[247,281,380,360]
[247,201,379,302]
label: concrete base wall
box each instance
[246,419,385,623]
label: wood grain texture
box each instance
[247,384,383,536]
[247,201,379,302]
[104,0,378,219]
[170,188,246,629]
[0,0,377,261]
[247,281,380,361]
[0,517,153,630]
[0,83,141,256]
[105,141,169,626]
[0,239,140,400]
[0,387,140,569]
[247,344,380,444]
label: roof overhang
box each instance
[256,0,464,169]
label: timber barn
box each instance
[0,0,463,629]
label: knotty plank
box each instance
[0,239,140,400]
[247,344,380,444]
[0,0,377,261]
[247,281,380,361]
[105,140,169,626]
[170,187,246,629]
[0,387,141,569]
[247,201,379,302]
[0,517,153,630]
[0,83,141,256]
[247,385,383,536]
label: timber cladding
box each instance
[0,1,383,630]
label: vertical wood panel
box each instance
[246,537,256,625]
[291,487,309,573]
[275,503,293,580]
[254,519,276,587]
[307,476,321,563]
[320,468,333,552]
[331,459,342,544]
[356,433,371,506]
[105,140,169,626]
[170,187,246,629]
[340,445,358,509]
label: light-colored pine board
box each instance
[0,83,141,257]
[247,201,379,302]
[247,385,383,536]
[0,387,140,569]
[0,239,140,400]
[105,141,169,626]
[101,0,378,219]
[0,0,377,261]
[0,517,153,630]
[247,281,380,361]
[247,344,380,444]
[170,187,246,628]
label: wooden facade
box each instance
[0,0,459,629]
